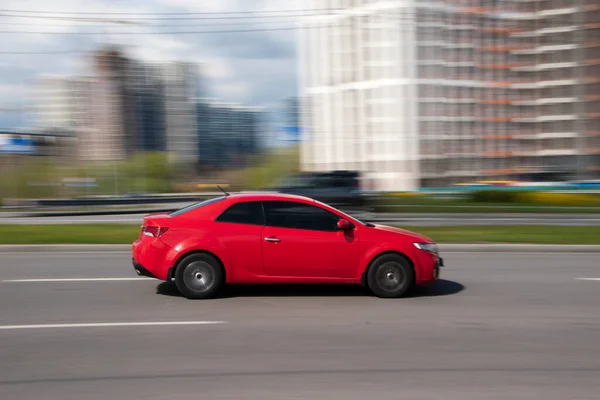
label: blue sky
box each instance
[0,0,299,130]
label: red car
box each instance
[132,193,443,299]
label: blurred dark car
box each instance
[269,170,365,209]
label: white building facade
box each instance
[300,0,600,190]
[299,0,420,191]
[162,62,200,165]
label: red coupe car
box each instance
[132,193,443,299]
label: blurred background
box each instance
[0,0,599,209]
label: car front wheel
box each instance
[175,253,224,299]
[367,254,414,298]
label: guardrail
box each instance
[4,193,220,208]
[4,186,600,210]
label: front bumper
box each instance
[132,258,158,279]
[434,257,443,279]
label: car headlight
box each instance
[414,242,438,254]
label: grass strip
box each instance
[373,205,600,214]
[1,224,599,245]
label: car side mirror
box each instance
[337,219,352,230]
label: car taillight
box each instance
[142,226,169,238]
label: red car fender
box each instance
[357,240,422,283]
[164,235,231,279]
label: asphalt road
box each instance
[3,212,600,226]
[1,251,599,399]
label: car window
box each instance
[216,201,265,226]
[263,201,340,232]
[169,197,225,217]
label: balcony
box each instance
[511,79,578,89]
[478,99,513,105]
[481,151,514,158]
[512,114,578,123]
[480,27,523,35]
[480,45,527,53]
[511,44,579,55]
[478,64,518,70]
[459,7,495,15]
[486,81,513,88]
[512,61,579,71]
[516,149,579,157]
[512,25,579,37]
[482,134,513,140]
[513,97,578,105]
[480,116,513,122]
[539,7,579,17]
[516,132,579,140]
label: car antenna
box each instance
[217,185,230,197]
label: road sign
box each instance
[280,126,304,142]
[0,136,35,154]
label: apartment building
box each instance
[31,75,111,162]
[299,0,600,190]
[32,49,205,165]
[162,62,200,165]
[33,49,138,162]
[197,100,263,169]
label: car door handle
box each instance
[264,237,281,243]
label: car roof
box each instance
[223,192,316,203]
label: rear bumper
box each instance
[132,237,174,281]
[132,258,159,279]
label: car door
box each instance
[261,201,359,279]
[214,201,267,279]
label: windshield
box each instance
[169,196,225,217]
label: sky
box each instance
[0,0,300,130]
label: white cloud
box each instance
[0,83,28,110]
[213,82,250,98]
[155,0,240,13]
[201,57,233,79]
[131,35,191,62]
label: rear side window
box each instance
[216,201,265,226]
[169,197,225,217]
[263,201,340,232]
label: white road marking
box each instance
[2,277,152,283]
[0,321,226,330]
[575,278,600,281]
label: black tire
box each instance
[174,253,224,299]
[367,253,414,298]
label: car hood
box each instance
[371,224,434,243]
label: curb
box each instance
[0,244,599,253]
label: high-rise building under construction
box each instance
[299,0,600,190]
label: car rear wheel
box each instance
[175,253,224,299]
[367,254,414,298]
